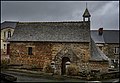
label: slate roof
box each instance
[90,38,109,61]
[91,30,119,44]
[83,8,91,17]
[103,30,119,43]
[91,30,105,44]
[9,21,90,42]
[1,21,18,30]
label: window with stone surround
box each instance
[28,47,33,55]
[7,43,10,55]
[4,44,6,49]
[8,30,11,39]
[114,47,119,54]
[4,31,6,39]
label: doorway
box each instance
[61,57,70,75]
[7,43,10,55]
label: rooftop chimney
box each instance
[98,28,103,35]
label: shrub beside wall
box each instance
[1,58,10,68]
[43,63,53,73]
[66,64,80,76]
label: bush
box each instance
[43,63,53,73]
[54,70,60,75]
[66,64,80,76]
[1,58,10,68]
[31,64,38,69]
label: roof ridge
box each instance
[91,30,119,31]
[3,21,19,23]
[103,30,119,31]
[19,21,84,24]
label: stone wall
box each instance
[51,43,90,61]
[102,44,119,60]
[89,61,109,73]
[102,44,119,68]
[51,43,90,74]
[10,42,90,69]
[10,42,110,74]
[10,42,52,68]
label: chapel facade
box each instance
[8,8,109,75]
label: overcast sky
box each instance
[1,1,119,30]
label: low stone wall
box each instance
[89,61,109,73]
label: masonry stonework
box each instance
[8,8,111,75]
[10,42,51,68]
[103,44,119,60]
[89,61,109,73]
[10,42,90,71]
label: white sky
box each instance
[1,1,119,30]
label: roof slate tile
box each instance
[9,21,90,42]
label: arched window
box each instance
[8,31,11,39]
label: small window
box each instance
[7,44,10,55]
[85,18,88,21]
[99,46,103,51]
[4,31,6,39]
[8,31,11,39]
[114,47,119,54]
[28,47,32,55]
[4,44,6,49]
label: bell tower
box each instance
[83,3,91,21]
